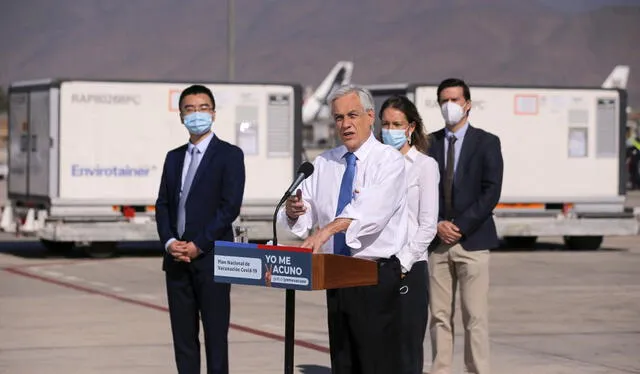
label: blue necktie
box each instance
[177,147,200,238]
[333,152,356,256]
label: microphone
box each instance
[283,162,314,200]
[273,162,314,374]
[272,161,315,246]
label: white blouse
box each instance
[396,146,439,271]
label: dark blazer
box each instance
[155,134,245,374]
[155,134,246,270]
[427,125,504,251]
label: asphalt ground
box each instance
[0,187,639,373]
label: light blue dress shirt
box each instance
[444,122,469,175]
[165,131,214,251]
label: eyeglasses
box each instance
[181,104,214,114]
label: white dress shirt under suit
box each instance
[277,133,409,266]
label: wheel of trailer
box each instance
[563,236,603,250]
[83,242,118,259]
[40,239,74,254]
[503,236,537,249]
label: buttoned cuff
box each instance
[396,248,414,273]
[165,238,176,253]
[338,207,361,250]
[276,206,310,239]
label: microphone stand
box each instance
[272,194,296,374]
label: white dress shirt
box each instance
[277,133,409,265]
[396,146,440,271]
[165,131,214,250]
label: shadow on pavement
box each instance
[0,237,628,260]
[297,364,332,374]
[0,239,164,259]
[496,240,626,253]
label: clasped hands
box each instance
[168,241,200,262]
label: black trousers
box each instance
[399,260,429,374]
[165,257,231,374]
[326,256,402,374]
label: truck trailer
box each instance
[4,79,302,256]
[365,83,639,249]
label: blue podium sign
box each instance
[213,241,314,291]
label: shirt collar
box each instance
[340,131,377,162]
[188,131,213,154]
[404,146,419,163]
[445,121,470,140]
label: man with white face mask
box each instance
[156,84,246,374]
[426,78,504,374]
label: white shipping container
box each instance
[364,83,638,250]
[7,79,303,248]
[412,85,626,203]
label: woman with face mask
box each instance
[379,95,440,374]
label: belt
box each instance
[375,255,399,267]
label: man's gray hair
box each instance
[327,84,375,112]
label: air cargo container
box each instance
[365,83,638,249]
[5,79,302,256]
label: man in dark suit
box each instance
[426,78,503,374]
[155,84,245,374]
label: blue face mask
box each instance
[183,112,213,135]
[381,128,408,150]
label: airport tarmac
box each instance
[1,235,640,374]
[0,189,639,373]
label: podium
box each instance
[213,240,378,372]
[213,240,378,290]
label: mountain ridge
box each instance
[0,1,638,107]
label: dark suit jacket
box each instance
[155,134,246,270]
[427,125,504,250]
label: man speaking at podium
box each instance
[277,85,409,374]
